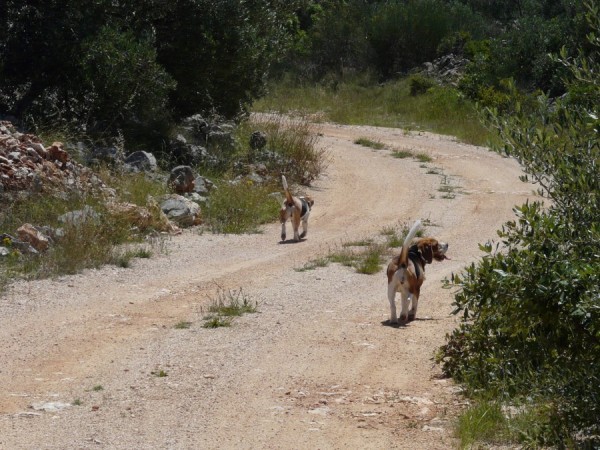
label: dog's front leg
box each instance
[387,282,398,324]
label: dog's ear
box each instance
[419,243,433,264]
[305,196,314,206]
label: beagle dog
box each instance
[280,175,314,242]
[386,220,449,324]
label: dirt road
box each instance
[0,123,531,449]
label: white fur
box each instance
[388,220,421,323]
[280,175,312,242]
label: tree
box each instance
[0,1,301,142]
[153,0,301,119]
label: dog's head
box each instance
[302,196,314,207]
[416,237,449,264]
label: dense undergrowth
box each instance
[438,4,600,447]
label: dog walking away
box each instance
[280,175,314,242]
[386,220,449,324]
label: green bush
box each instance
[440,3,600,446]
[408,75,435,96]
[205,180,279,234]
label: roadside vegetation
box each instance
[0,170,169,287]
[297,222,422,275]
[202,287,258,329]
[254,77,492,146]
[438,4,600,447]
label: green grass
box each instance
[415,153,432,163]
[456,401,511,448]
[204,180,280,234]
[202,286,258,328]
[254,76,494,146]
[354,137,385,150]
[202,316,231,328]
[92,385,104,392]
[295,256,330,272]
[0,167,170,295]
[298,223,424,274]
[239,114,329,186]
[391,150,414,159]
[456,399,564,449]
[174,321,192,329]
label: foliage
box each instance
[202,286,257,328]
[245,114,328,185]
[79,25,175,140]
[408,75,436,96]
[204,180,280,234]
[439,2,600,446]
[254,77,492,146]
[0,1,301,144]
[457,2,587,102]
[366,0,487,77]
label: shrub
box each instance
[439,3,600,446]
[408,75,435,96]
[205,180,279,234]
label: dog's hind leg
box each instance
[299,217,309,239]
[387,282,398,324]
[399,292,411,322]
[281,222,287,241]
[408,289,420,321]
[292,216,301,241]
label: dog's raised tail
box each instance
[398,220,421,267]
[281,175,294,204]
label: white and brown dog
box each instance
[280,175,314,242]
[386,220,449,324]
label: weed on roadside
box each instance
[354,137,385,150]
[202,286,258,328]
[391,149,414,159]
[299,222,425,274]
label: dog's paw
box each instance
[407,314,416,322]
[281,234,286,241]
[299,231,307,238]
[399,314,408,322]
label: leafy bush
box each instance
[440,3,600,446]
[408,75,436,96]
[367,0,487,77]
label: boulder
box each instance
[160,194,201,227]
[17,223,49,252]
[124,151,157,173]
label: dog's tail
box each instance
[282,175,294,204]
[398,220,421,268]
